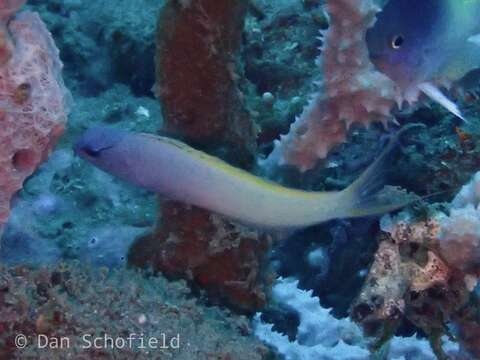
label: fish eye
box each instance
[390,35,404,49]
[84,147,102,157]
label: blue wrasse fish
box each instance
[74,126,417,229]
[366,0,480,119]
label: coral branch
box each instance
[154,0,257,162]
[254,278,457,359]
[263,0,400,172]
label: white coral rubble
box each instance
[254,277,368,360]
[254,278,456,359]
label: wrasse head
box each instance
[74,126,127,164]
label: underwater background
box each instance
[2,0,480,359]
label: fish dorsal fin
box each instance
[138,132,245,173]
[417,82,466,122]
[139,132,190,149]
[138,133,211,159]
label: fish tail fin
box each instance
[340,124,420,218]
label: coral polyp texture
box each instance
[0,0,25,64]
[0,6,70,234]
[129,204,272,313]
[437,171,480,272]
[351,172,480,358]
[154,0,257,163]
[0,0,25,18]
[263,0,399,172]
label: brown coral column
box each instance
[128,0,270,314]
[153,0,257,164]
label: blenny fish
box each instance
[75,126,417,229]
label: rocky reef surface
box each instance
[0,262,268,359]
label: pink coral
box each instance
[0,7,70,234]
[437,172,480,273]
[0,0,26,64]
[263,0,399,172]
[0,0,25,20]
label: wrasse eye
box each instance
[81,144,115,158]
[391,35,404,49]
[84,147,102,157]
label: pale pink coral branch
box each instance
[262,0,401,172]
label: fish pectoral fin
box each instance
[468,34,480,46]
[418,82,467,122]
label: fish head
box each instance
[74,127,129,171]
[366,0,448,92]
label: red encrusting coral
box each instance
[129,0,272,314]
[0,2,70,235]
[129,202,272,313]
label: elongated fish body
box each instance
[367,0,480,99]
[75,127,416,229]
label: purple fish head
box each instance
[366,0,448,92]
[75,126,125,154]
[74,127,152,188]
[74,127,128,167]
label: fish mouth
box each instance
[73,140,86,157]
[368,57,416,92]
[73,126,127,158]
[368,57,395,79]
[74,141,114,159]
[368,52,382,61]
